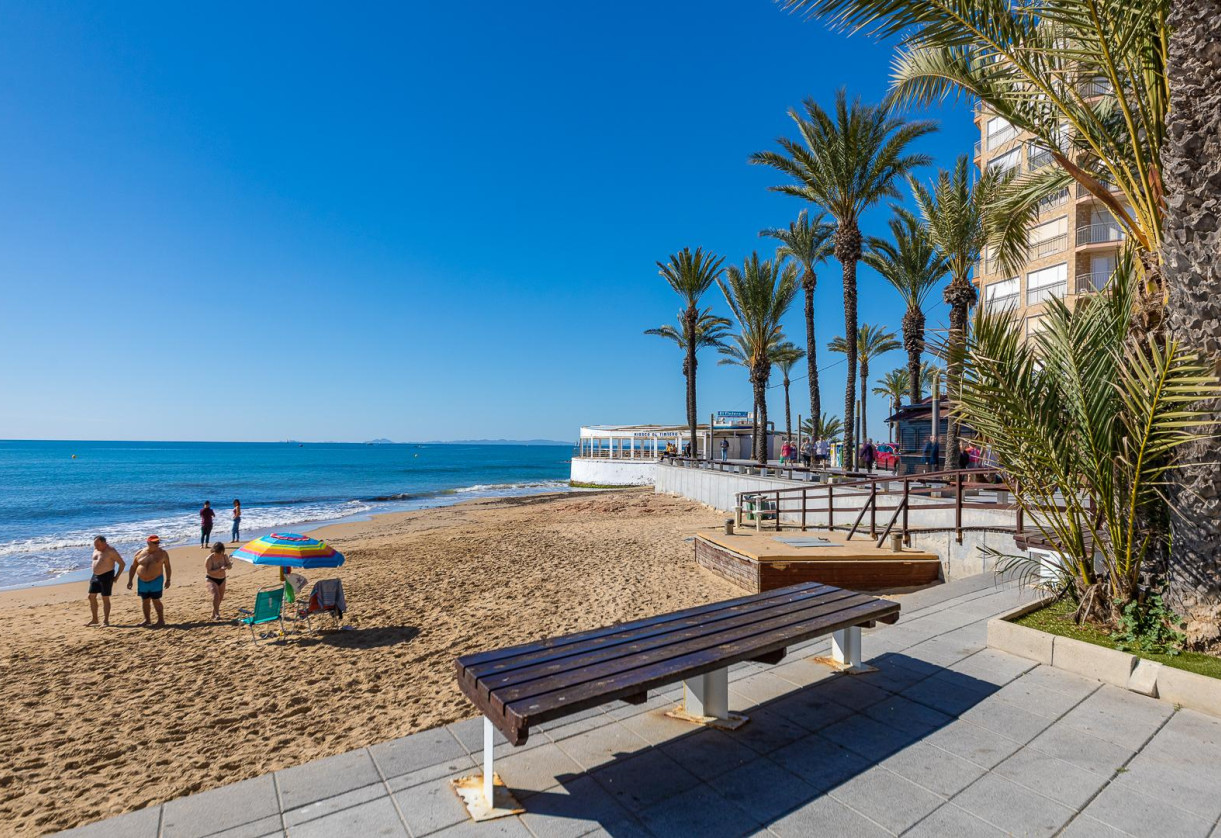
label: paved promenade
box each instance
[63,574,1221,838]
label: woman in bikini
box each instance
[205,542,233,620]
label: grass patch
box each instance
[568,481,644,489]
[1014,598,1221,680]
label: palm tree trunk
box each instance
[1162,0,1221,647]
[943,275,977,470]
[804,276,821,425]
[752,376,768,465]
[784,378,792,439]
[684,305,698,459]
[836,225,862,471]
[903,307,925,403]
[859,360,868,445]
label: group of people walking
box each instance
[84,499,243,628]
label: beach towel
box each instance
[308,579,347,617]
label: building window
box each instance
[986,116,1019,149]
[1026,315,1047,339]
[985,277,1020,311]
[1029,216,1069,258]
[1038,187,1069,211]
[988,147,1020,174]
[1027,262,1068,306]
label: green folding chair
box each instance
[237,585,286,641]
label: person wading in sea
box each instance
[86,536,125,627]
[128,535,171,627]
[199,501,215,548]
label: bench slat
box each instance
[469,586,858,689]
[490,594,889,713]
[459,581,830,671]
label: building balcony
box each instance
[1075,271,1111,294]
[1077,222,1126,246]
[986,125,1020,150]
[974,139,981,159]
[1038,188,1070,212]
[1081,78,1113,98]
[985,292,1020,311]
[1076,181,1122,201]
[1031,233,1069,259]
[1027,280,1068,306]
[1026,145,1055,171]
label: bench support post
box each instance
[816,625,875,674]
[483,717,495,808]
[667,667,748,730]
[449,718,525,822]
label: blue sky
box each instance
[0,1,976,443]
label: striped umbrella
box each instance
[232,532,345,569]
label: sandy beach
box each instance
[0,488,738,835]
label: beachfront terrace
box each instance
[62,573,1221,837]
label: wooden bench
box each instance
[453,582,900,814]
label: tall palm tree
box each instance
[645,308,732,448]
[828,324,901,446]
[873,368,910,441]
[865,211,946,404]
[718,254,799,464]
[772,342,806,439]
[655,248,725,458]
[751,90,934,468]
[910,158,1002,468]
[801,412,845,441]
[760,210,834,428]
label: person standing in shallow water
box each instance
[231,499,242,543]
[199,500,215,548]
[86,536,125,627]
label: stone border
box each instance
[987,600,1221,718]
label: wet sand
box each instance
[0,488,737,835]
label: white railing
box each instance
[1081,78,1113,98]
[986,292,1020,311]
[987,124,1020,149]
[1027,145,1055,170]
[974,139,982,158]
[1075,271,1111,294]
[1077,222,1126,246]
[1039,188,1069,211]
[1077,181,1121,199]
[1031,233,1068,258]
[1027,280,1068,306]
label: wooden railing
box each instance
[734,468,1024,548]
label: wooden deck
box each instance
[694,527,942,593]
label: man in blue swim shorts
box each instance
[127,535,171,627]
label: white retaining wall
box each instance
[654,462,1017,581]
[570,457,657,486]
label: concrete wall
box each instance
[655,462,1017,581]
[570,457,656,486]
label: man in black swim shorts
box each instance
[86,536,126,627]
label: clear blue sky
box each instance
[0,1,976,443]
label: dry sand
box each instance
[0,488,738,835]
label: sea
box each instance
[0,440,574,589]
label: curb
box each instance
[986,600,1221,719]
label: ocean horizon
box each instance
[0,440,574,589]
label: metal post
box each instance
[902,478,910,542]
[955,471,964,544]
[801,488,807,531]
[482,717,495,807]
[831,626,862,669]
[683,668,729,719]
[827,483,834,530]
[869,484,877,537]
[930,370,941,471]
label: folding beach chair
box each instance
[299,579,347,631]
[237,585,286,641]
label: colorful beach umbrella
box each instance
[232,532,345,569]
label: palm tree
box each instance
[645,308,732,449]
[910,158,1002,469]
[655,248,725,459]
[718,253,799,464]
[919,361,942,397]
[829,324,901,448]
[772,342,806,439]
[751,90,934,468]
[864,211,946,404]
[873,368,910,441]
[801,413,845,441]
[760,210,834,428]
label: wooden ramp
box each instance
[694,528,941,593]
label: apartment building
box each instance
[973,106,1126,337]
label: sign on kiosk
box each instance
[714,411,752,429]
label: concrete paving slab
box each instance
[768,793,890,838]
[494,741,584,798]
[992,748,1111,809]
[1058,684,1174,750]
[826,765,946,834]
[952,772,1076,836]
[878,740,986,797]
[589,748,701,813]
[57,806,161,838]
[657,726,758,781]
[517,775,642,838]
[819,713,916,762]
[1082,780,1216,838]
[722,706,810,755]
[706,757,817,824]
[956,693,1058,744]
[1058,815,1131,837]
[903,803,1008,837]
[285,796,406,838]
[919,720,1024,768]
[730,670,803,706]
[554,721,651,772]
[1027,722,1137,776]
[369,726,468,780]
[213,814,284,838]
[767,733,874,792]
[283,782,385,828]
[391,776,472,836]
[426,815,534,837]
[275,749,383,812]
[161,774,281,838]
[383,754,478,794]
[635,782,762,838]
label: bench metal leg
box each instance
[483,717,495,808]
[831,626,862,669]
[667,667,748,730]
